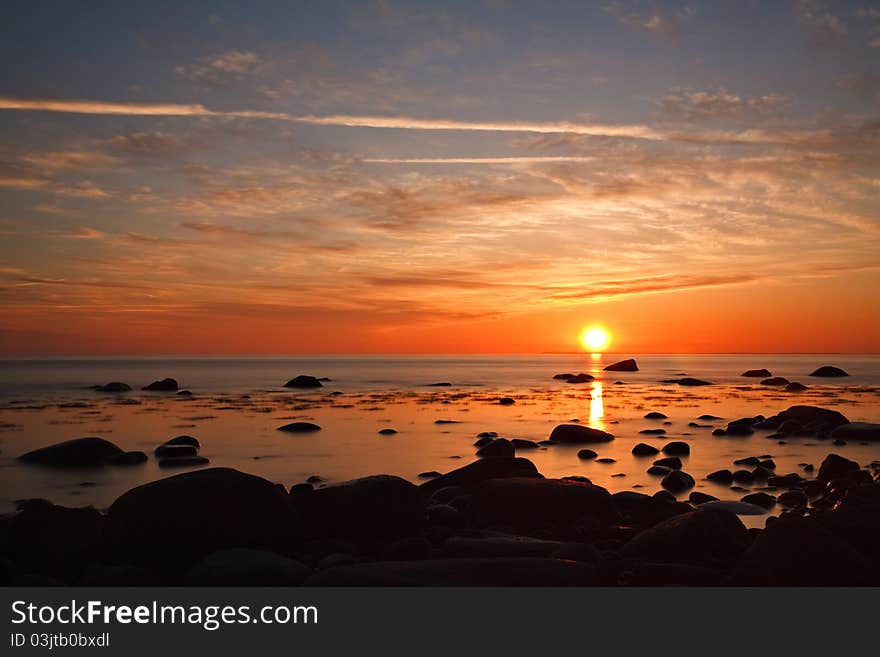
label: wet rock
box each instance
[108,451,148,466]
[380,536,433,561]
[511,438,540,450]
[434,419,459,424]
[143,378,179,391]
[777,490,808,507]
[472,477,616,529]
[677,378,713,386]
[426,382,452,387]
[809,366,849,377]
[831,423,880,442]
[477,431,498,438]
[155,444,198,458]
[689,492,718,505]
[653,490,676,503]
[166,435,201,449]
[653,456,682,470]
[103,468,301,570]
[550,542,602,563]
[277,422,322,433]
[95,382,132,393]
[818,453,860,482]
[775,405,850,433]
[612,491,688,528]
[785,382,808,392]
[632,443,660,456]
[647,465,672,476]
[305,558,598,586]
[186,549,311,586]
[662,441,690,456]
[17,437,123,467]
[733,456,761,467]
[474,436,494,447]
[498,397,516,405]
[698,414,723,421]
[733,516,875,585]
[698,500,768,515]
[418,457,540,495]
[742,369,772,378]
[604,358,639,372]
[596,457,616,464]
[577,449,598,460]
[706,469,733,485]
[726,424,754,436]
[623,509,750,568]
[378,428,398,435]
[426,504,463,528]
[760,377,789,386]
[554,373,594,384]
[284,375,323,388]
[476,438,514,458]
[644,412,668,420]
[548,424,614,444]
[661,470,695,493]
[768,473,802,486]
[296,475,424,541]
[811,504,880,566]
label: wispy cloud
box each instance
[175,50,263,85]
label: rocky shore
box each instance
[2,402,879,587]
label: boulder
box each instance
[498,397,516,405]
[158,456,210,468]
[17,437,123,467]
[510,438,539,450]
[604,358,638,372]
[785,382,808,392]
[154,444,198,458]
[378,428,398,435]
[830,423,880,442]
[741,369,772,378]
[706,469,733,485]
[142,378,179,391]
[677,378,713,386]
[295,475,424,541]
[661,470,695,493]
[698,500,768,515]
[548,424,614,444]
[185,549,312,586]
[644,412,668,419]
[103,468,301,570]
[476,438,514,458]
[611,491,689,529]
[95,382,132,392]
[418,457,540,495]
[817,453,860,482]
[809,366,848,377]
[556,373,594,384]
[283,375,323,388]
[632,443,660,456]
[304,558,598,586]
[577,449,598,460]
[760,377,789,386]
[164,435,201,449]
[623,509,750,568]
[733,516,876,585]
[653,456,682,470]
[277,422,322,433]
[741,492,776,509]
[472,477,616,529]
[662,441,690,456]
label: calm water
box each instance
[1,354,879,527]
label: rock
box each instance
[811,504,880,566]
[143,378,179,391]
[154,444,198,458]
[644,412,668,419]
[632,443,660,456]
[442,534,563,558]
[785,382,808,392]
[472,477,616,529]
[548,424,614,444]
[596,457,616,464]
[698,414,723,421]
[662,441,690,456]
[158,456,210,468]
[688,492,718,504]
[831,423,880,442]
[726,424,754,436]
[707,469,734,485]
[818,453,860,482]
[809,366,849,377]
[623,510,750,568]
[103,468,301,570]
[165,435,201,449]
[434,419,459,424]
[777,490,808,507]
[554,373,594,384]
[653,456,682,470]
[95,382,132,392]
[768,473,802,486]
[477,431,498,438]
[511,438,540,450]
[733,516,876,585]
[760,377,789,386]
[418,457,540,495]
[776,405,850,432]
[612,491,689,528]
[476,438,514,458]
[283,375,323,388]
[498,397,516,405]
[733,456,761,467]
[698,500,768,515]
[639,428,666,435]
[417,471,442,479]
[742,369,772,378]
[653,490,676,503]
[378,428,398,435]
[550,542,602,563]
[17,437,123,467]
[604,358,638,372]
[677,378,713,386]
[732,470,755,484]
[3,501,104,581]
[647,465,672,476]
[426,382,452,387]
[742,493,776,509]
[177,390,193,396]
[277,422,322,433]
[107,451,148,466]
[305,558,598,586]
[577,449,598,460]
[186,549,312,586]
[661,470,695,493]
[474,436,493,447]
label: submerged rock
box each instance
[785,382,808,392]
[632,443,660,456]
[548,424,614,444]
[706,469,734,485]
[741,369,772,378]
[760,377,789,386]
[95,382,132,393]
[277,422,322,433]
[809,365,848,377]
[644,411,668,419]
[142,378,179,391]
[554,373,594,384]
[17,437,123,467]
[604,358,638,372]
[698,500,768,515]
[498,397,516,405]
[677,378,713,386]
[284,375,323,388]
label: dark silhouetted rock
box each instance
[707,469,734,485]
[305,558,597,586]
[611,491,689,528]
[733,516,875,585]
[548,424,614,444]
[632,443,660,456]
[647,465,672,476]
[817,453,860,482]
[697,500,767,515]
[577,449,598,460]
[661,470,695,492]
[17,437,123,467]
[604,358,638,372]
[476,438,514,458]
[284,375,323,388]
[809,366,849,377]
[472,477,616,529]
[143,378,179,391]
[186,549,312,586]
[741,492,776,509]
[498,397,516,405]
[785,382,808,392]
[623,509,749,568]
[653,456,682,470]
[554,373,593,384]
[95,382,132,392]
[644,411,668,419]
[639,428,666,435]
[108,451,148,466]
[733,456,761,467]
[831,423,880,442]
[689,492,718,504]
[511,438,539,450]
[777,490,808,507]
[776,405,850,432]
[732,470,755,484]
[158,456,210,468]
[418,457,540,495]
[742,369,772,378]
[426,382,452,386]
[277,422,322,433]
[760,377,789,386]
[103,468,301,570]
[662,441,690,456]
[154,444,198,458]
[378,428,398,435]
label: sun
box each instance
[579,326,611,352]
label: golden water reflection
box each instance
[589,381,604,429]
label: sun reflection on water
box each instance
[589,380,604,429]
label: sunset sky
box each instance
[1,1,879,355]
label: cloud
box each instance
[602,2,691,40]
[110,132,189,156]
[22,150,120,171]
[658,89,787,120]
[796,0,847,45]
[361,156,597,164]
[174,50,263,85]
